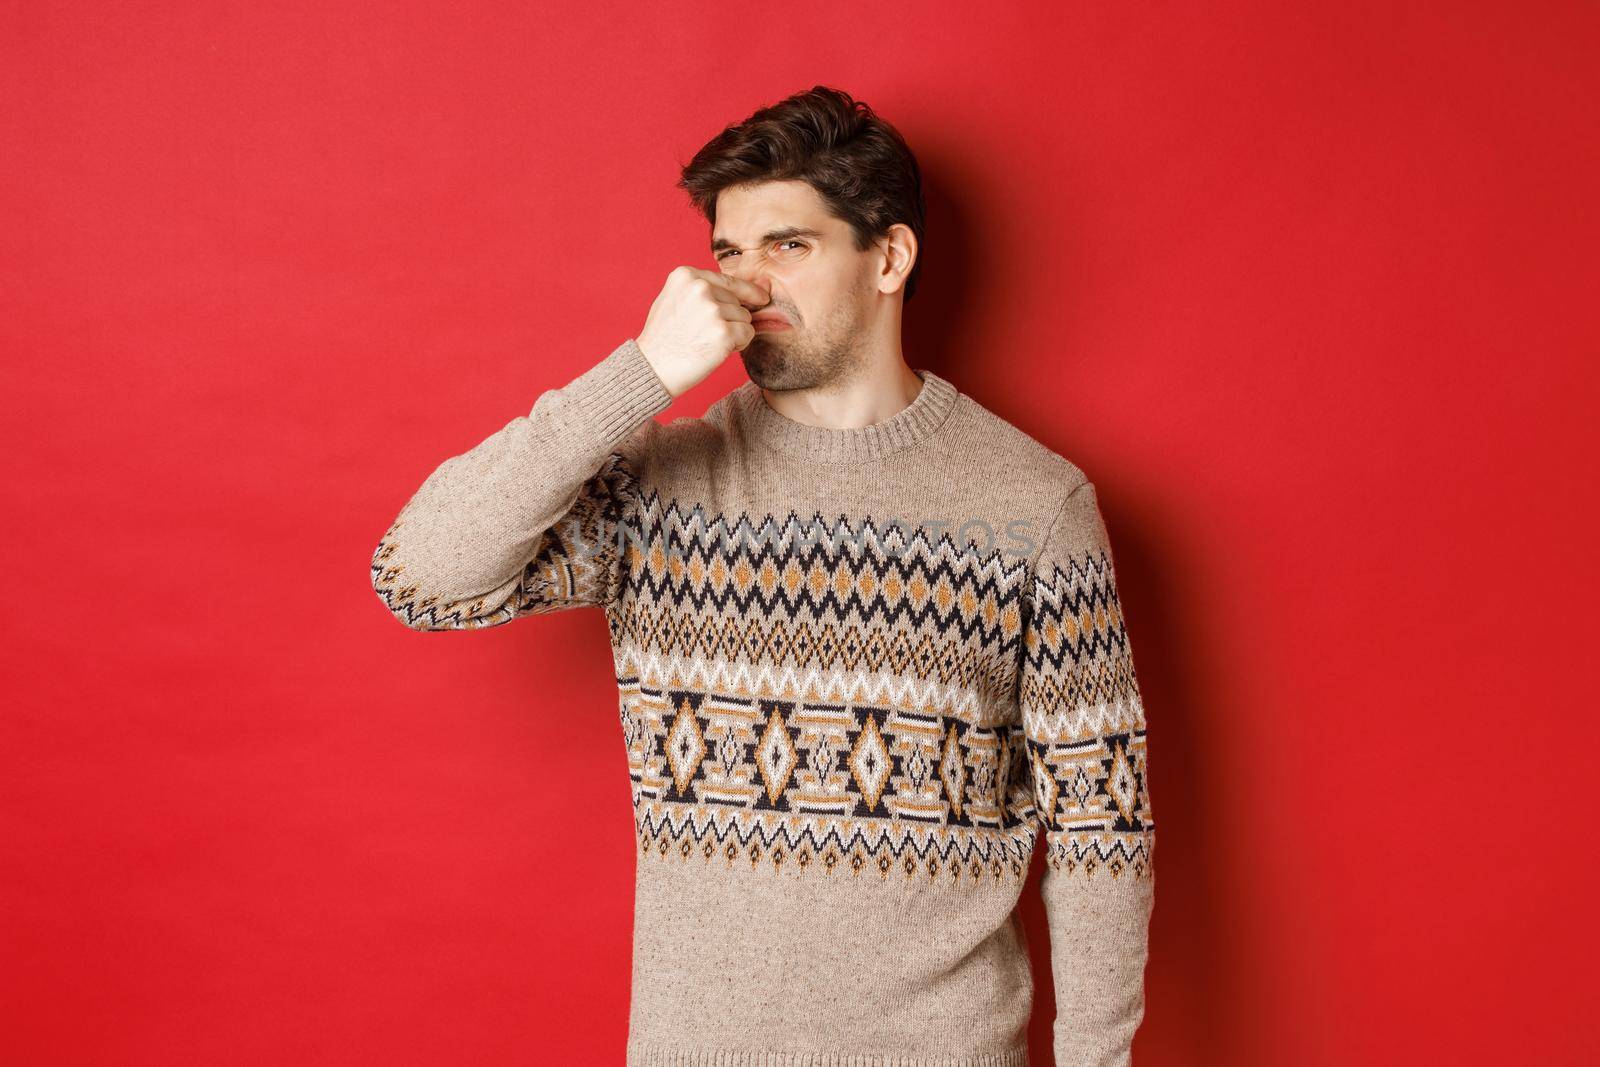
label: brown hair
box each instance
[677,86,927,302]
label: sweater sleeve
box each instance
[370,337,674,631]
[1018,478,1156,1067]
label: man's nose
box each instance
[727,260,774,303]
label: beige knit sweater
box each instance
[371,338,1156,1067]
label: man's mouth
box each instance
[752,314,792,331]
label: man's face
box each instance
[710,180,881,391]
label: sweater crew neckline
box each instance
[733,367,960,463]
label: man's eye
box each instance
[714,241,805,264]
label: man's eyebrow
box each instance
[710,226,825,253]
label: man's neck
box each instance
[758,359,926,431]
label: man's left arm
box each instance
[1018,477,1157,1067]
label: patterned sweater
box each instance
[371,338,1156,1067]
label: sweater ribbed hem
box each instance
[732,368,960,463]
[626,1042,1030,1067]
[554,336,675,446]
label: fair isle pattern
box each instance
[610,484,1035,717]
[1021,548,1155,880]
[605,497,1039,884]
[600,488,1150,884]
[371,452,637,629]
[620,681,1039,884]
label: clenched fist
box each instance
[635,266,772,398]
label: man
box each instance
[372,85,1156,1067]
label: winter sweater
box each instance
[370,337,1157,1067]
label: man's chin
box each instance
[740,339,787,385]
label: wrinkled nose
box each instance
[726,268,774,310]
[719,249,769,283]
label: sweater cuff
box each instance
[552,337,675,446]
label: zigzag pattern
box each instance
[371,526,522,630]
[608,610,1022,709]
[1020,548,1143,740]
[637,801,1040,884]
[606,502,1034,719]
[620,488,1035,645]
[1043,829,1155,880]
[1020,548,1155,880]
[612,646,1012,727]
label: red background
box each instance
[4,3,1597,1064]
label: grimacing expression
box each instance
[710,180,883,391]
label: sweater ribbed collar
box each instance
[733,368,960,464]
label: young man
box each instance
[372,86,1156,1067]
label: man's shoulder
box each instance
[944,386,1093,497]
[613,383,744,476]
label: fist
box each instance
[635,266,772,398]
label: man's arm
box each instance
[371,266,774,630]
[1018,477,1157,1067]
[370,337,673,630]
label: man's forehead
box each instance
[712,182,834,243]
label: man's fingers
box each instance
[699,268,771,309]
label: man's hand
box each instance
[635,266,772,399]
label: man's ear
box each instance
[878,223,917,296]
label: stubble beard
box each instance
[740,302,862,392]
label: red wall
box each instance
[4,3,1596,1064]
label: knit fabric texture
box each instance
[371,338,1156,1067]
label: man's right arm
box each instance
[370,337,674,630]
